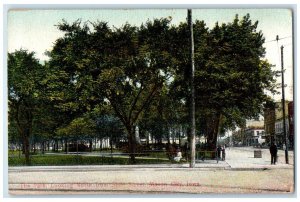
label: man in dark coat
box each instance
[217,145,222,160]
[270,143,278,165]
[221,146,226,161]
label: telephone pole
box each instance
[280,45,289,164]
[187,9,196,168]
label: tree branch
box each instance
[128,83,144,120]
[132,81,163,124]
[108,96,128,127]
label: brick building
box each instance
[264,100,293,148]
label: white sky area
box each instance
[7,9,294,101]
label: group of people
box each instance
[167,143,227,162]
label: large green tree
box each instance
[197,15,278,147]
[171,14,278,149]
[8,50,45,164]
[48,18,174,163]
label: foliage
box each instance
[8,50,45,164]
[94,114,125,143]
[171,14,278,147]
[8,14,279,164]
[56,116,96,141]
[48,18,175,163]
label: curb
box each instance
[225,167,269,171]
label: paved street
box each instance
[225,146,294,169]
[8,147,295,195]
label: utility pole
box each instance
[280,45,289,164]
[188,9,196,168]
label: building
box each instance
[288,101,294,148]
[264,100,293,148]
[244,127,266,146]
[264,102,276,144]
[274,118,289,146]
[274,101,290,147]
[243,118,266,146]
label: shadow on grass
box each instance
[8,155,173,166]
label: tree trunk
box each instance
[22,143,25,154]
[76,140,79,154]
[178,127,181,146]
[33,142,36,154]
[65,140,68,154]
[89,139,93,152]
[146,132,149,146]
[172,128,175,144]
[126,125,136,164]
[52,141,55,152]
[151,134,153,144]
[206,113,222,150]
[55,140,59,152]
[167,127,171,144]
[100,138,103,151]
[18,143,21,158]
[23,134,30,165]
[42,141,45,154]
[110,138,113,154]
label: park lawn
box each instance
[8,150,21,156]
[8,154,172,166]
[148,151,169,159]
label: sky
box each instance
[7,9,294,101]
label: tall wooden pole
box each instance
[281,45,289,164]
[188,9,196,168]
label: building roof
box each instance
[246,119,264,128]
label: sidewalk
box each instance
[8,147,294,194]
[224,146,294,170]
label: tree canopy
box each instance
[8,14,278,164]
[8,50,45,164]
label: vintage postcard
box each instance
[5,6,294,196]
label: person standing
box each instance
[282,144,286,151]
[270,142,278,165]
[217,145,222,160]
[221,146,226,161]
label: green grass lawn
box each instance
[8,150,21,156]
[8,154,172,166]
[8,149,123,157]
[147,151,169,159]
